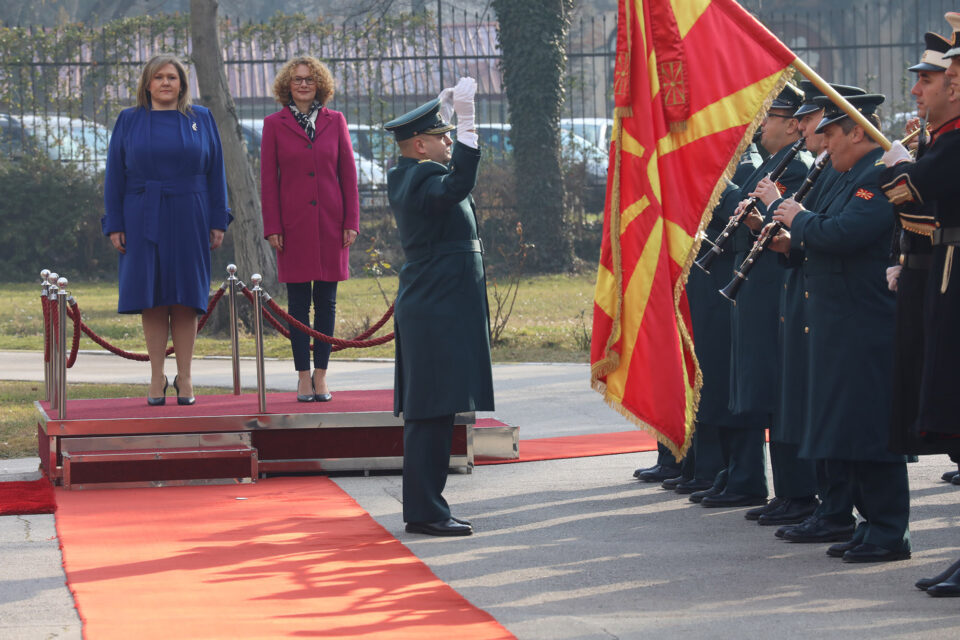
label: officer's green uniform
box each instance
[686,143,765,486]
[713,93,813,500]
[792,97,909,552]
[385,101,494,524]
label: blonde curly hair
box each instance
[272,56,335,106]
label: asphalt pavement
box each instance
[1,350,959,639]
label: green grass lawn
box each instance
[1,273,596,362]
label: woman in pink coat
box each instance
[260,56,360,401]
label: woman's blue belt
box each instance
[126,175,207,244]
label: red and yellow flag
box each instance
[591,0,797,458]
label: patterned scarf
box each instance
[289,100,322,141]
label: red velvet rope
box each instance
[63,288,226,362]
[238,284,394,350]
[66,299,82,368]
[41,294,51,364]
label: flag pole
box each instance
[791,57,892,150]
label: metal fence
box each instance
[0,0,956,189]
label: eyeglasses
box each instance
[292,77,316,86]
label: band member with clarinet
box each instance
[879,18,960,590]
[698,84,812,509]
[770,92,910,563]
[741,83,865,536]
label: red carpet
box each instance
[55,477,514,639]
[476,429,659,465]
[0,478,56,515]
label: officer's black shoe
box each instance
[758,497,819,526]
[775,514,818,539]
[952,473,960,486]
[633,464,658,479]
[842,543,911,563]
[826,539,860,558]
[941,468,960,483]
[700,492,767,508]
[405,518,473,536]
[782,517,855,543]
[688,485,721,503]
[675,478,714,494]
[637,464,682,483]
[661,475,686,490]
[926,567,960,597]
[916,557,960,591]
[744,496,785,521]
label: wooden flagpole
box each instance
[791,57,892,150]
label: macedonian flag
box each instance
[591,0,797,458]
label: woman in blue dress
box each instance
[102,55,232,406]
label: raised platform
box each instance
[36,389,518,489]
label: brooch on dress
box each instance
[191,122,198,131]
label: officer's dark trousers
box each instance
[287,280,338,371]
[402,414,454,523]
[692,422,725,483]
[770,440,817,499]
[831,458,911,551]
[814,459,855,525]
[718,425,767,497]
[656,442,682,472]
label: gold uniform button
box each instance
[784,283,788,289]
[804,326,809,334]
[805,291,809,299]
[780,315,785,323]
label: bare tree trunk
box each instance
[189,0,277,300]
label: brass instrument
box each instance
[719,150,831,301]
[695,137,806,274]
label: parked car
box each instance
[239,118,388,208]
[474,123,608,186]
[347,123,397,171]
[560,117,613,150]
[0,113,111,175]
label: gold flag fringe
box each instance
[592,67,795,462]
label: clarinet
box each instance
[719,150,830,302]
[694,137,806,274]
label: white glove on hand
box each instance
[886,264,902,292]
[437,87,455,124]
[453,77,478,148]
[881,140,911,167]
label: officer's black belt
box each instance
[931,227,960,246]
[899,253,933,270]
[404,239,483,263]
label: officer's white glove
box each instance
[881,141,911,167]
[437,87,455,124]
[453,77,478,148]
[886,264,902,292]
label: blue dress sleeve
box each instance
[203,109,232,230]
[102,109,128,235]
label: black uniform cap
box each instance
[384,98,455,141]
[769,82,804,111]
[910,32,952,72]
[813,93,885,133]
[794,82,866,118]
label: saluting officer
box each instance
[384,78,494,537]
[879,20,960,591]
[772,93,910,563]
[701,84,813,509]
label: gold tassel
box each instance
[942,246,954,294]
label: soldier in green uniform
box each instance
[747,82,864,531]
[700,84,812,509]
[384,78,494,537]
[771,93,910,563]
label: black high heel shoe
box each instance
[173,374,196,406]
[297,379,316,403]
[147,376,169,406]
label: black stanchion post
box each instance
[250,273,267,413]
[226,264,241,396]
